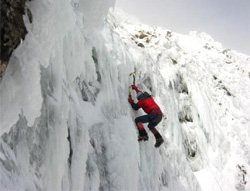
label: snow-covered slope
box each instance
[0,0,250,191]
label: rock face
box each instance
[0,0,29,78]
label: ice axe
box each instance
[129,71,136,85]
[128,69,136,98]
[128,86,132,98]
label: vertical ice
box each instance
[0,1,250,191]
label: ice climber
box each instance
[128,84,164,147]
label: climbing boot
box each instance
[138,129,149,142]
[155,137,164,148]
[138,134,149,142]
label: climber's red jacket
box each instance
[128,92,162,114]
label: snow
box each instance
[1,0,250,191]
[194,167,223,191]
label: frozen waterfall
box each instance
[0,0,250,191]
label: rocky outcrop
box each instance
[0,0,31,78]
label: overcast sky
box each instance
[115,0,250,55]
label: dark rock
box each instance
[1,0,31,78]
[137,43,145,48]
[0,61,7,78]
[139,33,147,39]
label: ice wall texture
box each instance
[0,1,250,191]
[110,11,250,191]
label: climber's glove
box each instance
[128,97,133,103]
[131,84,138,90]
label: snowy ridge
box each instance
[0,1,250,191]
